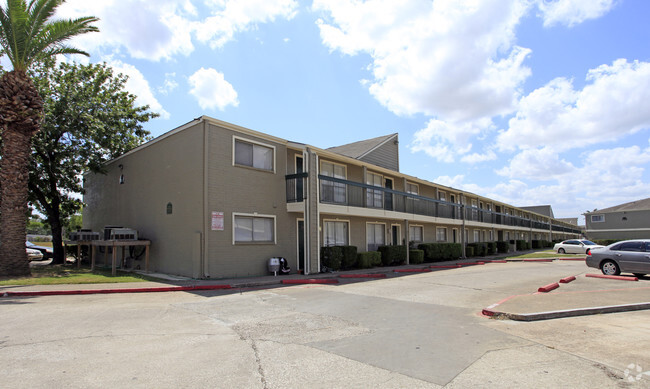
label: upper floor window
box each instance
[591,214,605,223]
[234,138,274,172]
[406,182,419,195]
[321,161,347,204]
[366,172,383,208]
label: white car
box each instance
[27,248,44,261]
[554,239,605,254]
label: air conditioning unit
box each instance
[110,228,138,241]
[69,230,100,241]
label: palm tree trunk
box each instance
[0,71,42,277]
[0,128,32,276]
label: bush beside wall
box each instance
[496,241,509,253]
[516,240,530,251]
[357,251,382,269]
[417,243,462,262]
[409,249,424,264]
[487,242,497,255]
[378,245,407,266]
[341,246,358,269]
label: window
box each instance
[591,214,605,223]
[616,241,644,252]
[409,225,423,243]
[234,214,275,243]
[367,223,385,251]
[406,182,419,195]
[321,161,347,204]
[234,138,274,171]
[436,227,447,242]
[324,221,349,246]
[473,230,479,243]
[366,172,383,208]
[438,191,446,202]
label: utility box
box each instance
[268,257,280,276]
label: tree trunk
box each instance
[49,207,66,265]
[0,71,43,278]
[0,129,32,277]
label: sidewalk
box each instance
[3,255,650,321]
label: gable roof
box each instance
[519,205,555,218]
[590,197,650,213]
[327,133,398,159]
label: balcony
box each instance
[285,174,581,234]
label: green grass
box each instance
[504,250,583,259]
[0,265,159,286]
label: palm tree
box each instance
[0,0,98,277]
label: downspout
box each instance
[303,148,310,275]
[203,118,210,278]
[461,194,466,258]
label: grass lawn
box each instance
[504,250,584,259]
[0,264,159,286]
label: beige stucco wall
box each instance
[83,123,204,277]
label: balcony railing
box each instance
[285,174,582,233]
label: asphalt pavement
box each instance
[3,256,649,321]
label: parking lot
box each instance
[1,260,649,388]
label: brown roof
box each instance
[591,197,650,213]
[327,133,398,159]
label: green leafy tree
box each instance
[28,59,156,264]
[0,0,98,277]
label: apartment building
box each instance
[584,198,650,240]
[83,116,580,278]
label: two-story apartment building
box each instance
[584,198,650,240]
[83,116,580,278]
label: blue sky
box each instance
[52,0,650,222]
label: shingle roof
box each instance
[592,197,650,213]
[327,134,397,159]
[519,205,555,218]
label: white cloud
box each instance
[410,117,494,163]
[496,148,574,180]
[158,73,179,96]
[194,0,299,48]
[497,59,650,152]
[108,60,170,119]
[188,67,239,110]
[535,0,617,27]
[314,0,531,121]
[460,150,497,164]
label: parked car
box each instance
[553,239,605,254]
[586,239,650,277]
[27,248,44,261]
[26,240,54,259]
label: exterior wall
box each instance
[204,122,295,278]
[585,209,650,240]
[83,123,204,277]
[359,137,399,171]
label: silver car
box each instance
[586,239,650,277]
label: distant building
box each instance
[584,198,650,240]
[519,205,555,219]
[83,116,580,278]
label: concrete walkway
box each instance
[3,255,649,321]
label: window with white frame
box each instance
[324,221,349,246]
[406,182,419,195]
[489,230,494,241]
[436,227,447,242]
[234,138,274,172]
[591,214,605,223]
[438,191,446,202]
[409,225,423,243]
[367,223,385,251]
[233,214,275,243]
[320,161,347,204]
[473,230,479,243]
[366,172,383,208]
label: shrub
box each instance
[593,239,618,246]
[496,241,509,253]
[321,246,343,271]
[532,240,541,249]
[378,245,407,266]
[409,249,424,264]
[516,240,530,251]
[465,245,475,257]
[467,243,487,257]
[357,251,382,269]
[341,246,358,269]
[487,242,497,255]
[418,243,462,262]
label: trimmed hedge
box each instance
[496,241,509,253]
[594,239,618,246]
[417,243,462,262]
[357,251,382,269]
[409,249,424,264]
[467,242,487,257]
[378,245,407,266]
[320,246,358,271]
[516,240,530,251]
[465,245,475,257]
[487,242,497,255]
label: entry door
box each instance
[297,220,305,271]
[384,178,393,211]
[391,225,400,246]
[452,229,457,243]
[296,156,304,201]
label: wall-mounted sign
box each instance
[211,211,224,231]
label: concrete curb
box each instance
[538,282,560,293]
[586,274,638,281]
[2,284,232,297]
[339,274,386,279]
[483,302,650,322]
[281,278,339,285]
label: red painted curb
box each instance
[538,282,560,293]
[460,262,485,266]
[339,274,387,278]
[430,265,462,269]
[558,257,585,261]
[481,308,495,317]
[559,276,576,284]
[281,278,339,284]
[2,284,232,297]
[523,259,554,262]
[585,274,638,281]
[394,268,432,273]
[486,260,507,263]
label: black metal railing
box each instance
[285,173,307,203]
